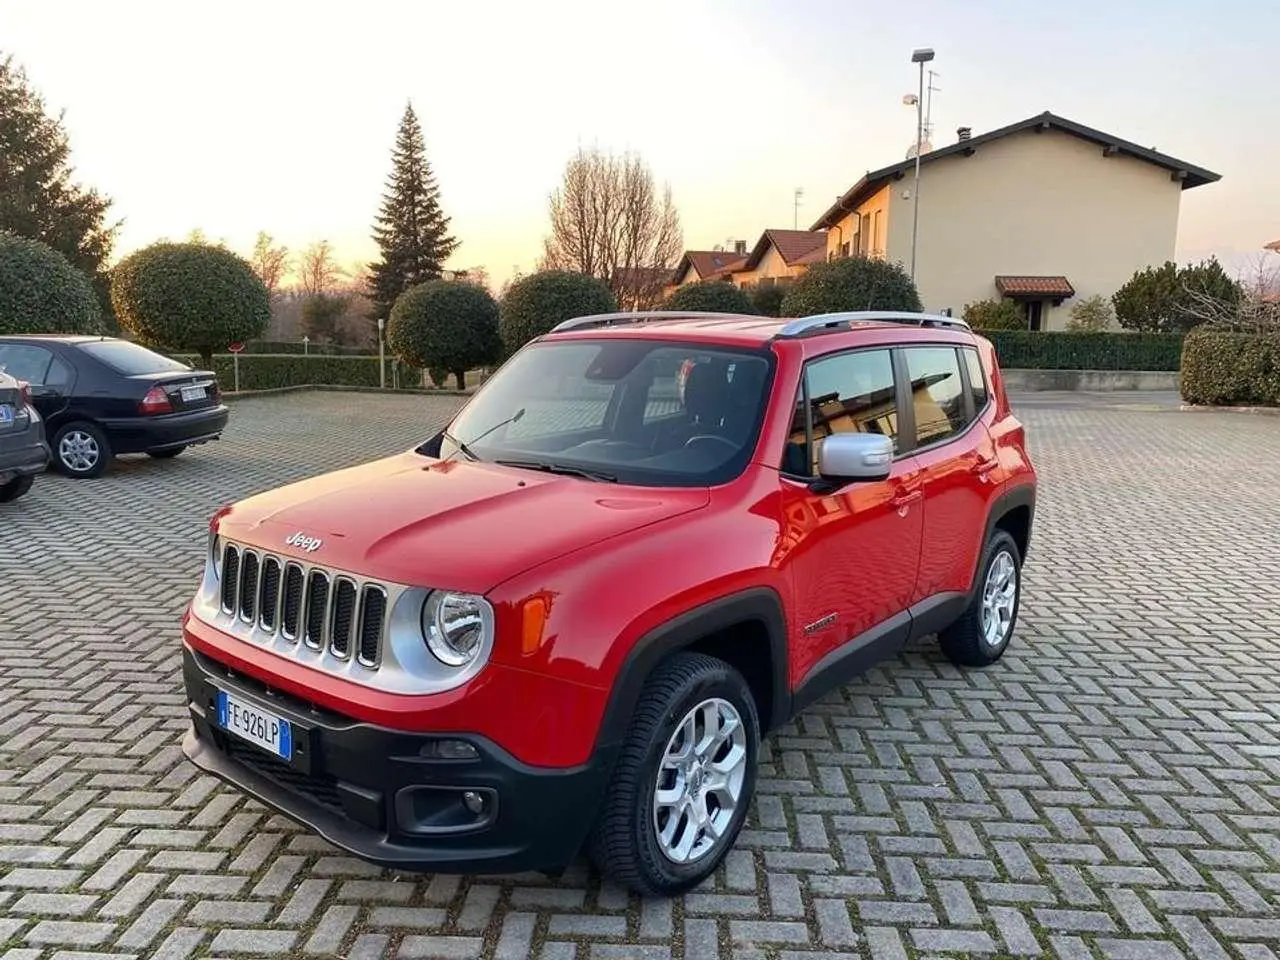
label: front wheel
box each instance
[939,529,1022,667]
[588,652,760,896]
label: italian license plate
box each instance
[181,385,206,402]
[216,690,293,760]
[0,404,12,426]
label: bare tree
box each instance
[297,240,345,298]
[251,231,291,299]
[1182,254,1280,333]
[541,148,682,309]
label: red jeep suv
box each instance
[182,309,1035,895]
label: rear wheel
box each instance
[588,652,759,896]
[0,475,34,502]
[939,529,1022,667]
[147,446,186,459]
[52,421,112,479]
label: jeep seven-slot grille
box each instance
[219,543,388,668]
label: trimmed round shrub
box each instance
[0,230,102,334]
[750,284,786,318]
[780,256,921,317]
[498,270,616,353]
[663,280,758,315]
[389,280,501,390]
[962,297,1025,331]
[111,242,270,365]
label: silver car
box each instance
[0,369,51,503]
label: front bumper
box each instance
[182,645,615,874]
[102,405,229,454]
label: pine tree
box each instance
[0,54,117,319]
[367,103,458,318]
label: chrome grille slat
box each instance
[238,551,260,623]
[281,563,304,641]
[358,586,387,667]
[259,557,282,632]
[304,570,330,650]
[330,578,357,659]
[221,545,240,613]
[213,539,389,671]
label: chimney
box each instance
[733,240,747,256]
[957,126,972,142]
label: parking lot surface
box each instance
[2,390,1278,959]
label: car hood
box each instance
[216,451,710,594]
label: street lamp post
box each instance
[377,317,386,389]
[909,47,935,283]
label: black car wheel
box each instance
[0,474,34,502]
[147,446,186,459]
[588,652,760,896]
[53,421,112,478]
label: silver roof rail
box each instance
[775,311,971,338]
[549,310,762,334]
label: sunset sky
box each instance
[4,0,1277,288]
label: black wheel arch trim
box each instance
[981,482,1035,571]
[593,586,791,754]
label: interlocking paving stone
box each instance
[2,391,1279,957]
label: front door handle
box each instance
[971,456,999,475]
[890,489,923,510]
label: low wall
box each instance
[1001,369,1179,392]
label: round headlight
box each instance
[421,592,492,667]
[210,532,223,579]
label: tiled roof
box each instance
[995,275,1075,297]
[812,111,1222,230]
[682,251,747,281]
[742,230,827,270]
[1265,239,1280,252]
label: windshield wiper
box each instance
[495,459,618,483]
[440,429,478,461]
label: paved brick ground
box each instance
[2,391,1278,959]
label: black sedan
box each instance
[0,369,50,501]
[0,335,229,478]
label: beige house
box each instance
[811,112,1221,330]
[729,229,826,290]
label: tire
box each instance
[52,421,112,478]
[939,529,1022,667]
[588,652,760,896]
[147,446,186,459]
[0,474,34,503]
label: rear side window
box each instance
[79,340,191,376]
[903,346,967,446]
[962,347,988,412]
[0,344,54,384]
[782,348,899,477]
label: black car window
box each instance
[782,348,899,478]
[47,356,75,391]
[79,340,191,376]
[904,346,968,446]
[0,344,54,384]
[962,346,988,412]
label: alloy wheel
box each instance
[981,549,1018,647]
[651,697,748,864]
[59,430,100,473]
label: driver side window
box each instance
[781,349,900,478]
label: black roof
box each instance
[812,111,1222,230]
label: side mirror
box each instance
[815,433,894,488]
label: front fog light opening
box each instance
[421,591,493,667]
[462,790,485,815]
[419,739,480,761]
[394,785,498,835]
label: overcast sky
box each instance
[4,0,1276,287]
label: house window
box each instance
[858,213,871,254]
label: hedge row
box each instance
[975,330,1185,371]
[1180,331,1280,406]
[173,354,424,391]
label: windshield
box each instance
[437,338,774,486]
[80,340,192,376]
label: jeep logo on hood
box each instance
[285,531,323,553]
